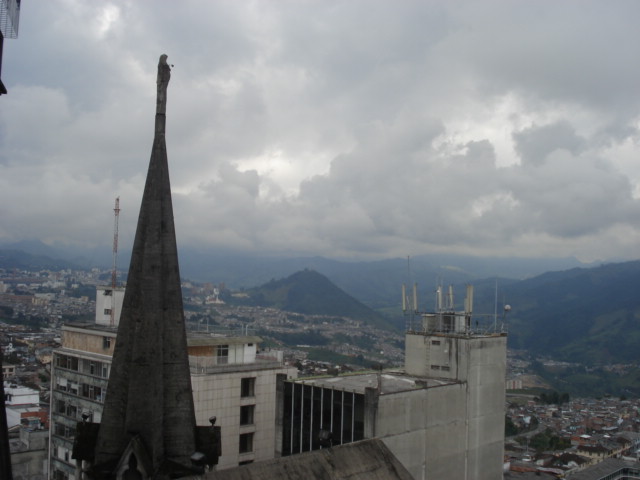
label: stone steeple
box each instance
[89,54,199,478]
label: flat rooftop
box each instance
[62,323,262,345]
[293,371,457,395]
[565,458,640,479]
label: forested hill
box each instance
[501,260,640,365]
[229,269,394,331]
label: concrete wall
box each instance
[401,332,507,480]
[191,365,297,470]
[11,428,49,480]
[377,383,468,479]
[94,287,125,326]
[61,328,116,357]
[465,335,507,480]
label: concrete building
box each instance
[278,285,507,480]
[4,384,42,429]
[3,362,16,379]
[188,335,297,470]
[10,420,49,480]
[49,324,115,480]
[49,323,296,479]
[94,286,125,327]
[566,458,640,479]
[0,0,21,96]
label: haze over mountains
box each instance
[2,241,639,369]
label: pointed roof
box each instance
[93,54,197,475]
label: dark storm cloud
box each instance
[1,0,640,262]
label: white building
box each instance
[94,286,125,326]
[50,323,296,479]
[4,383,42,428]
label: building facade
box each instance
[278,289,507,480]
[49,324,296,480]
[49,324,116,480]
[94,286,125,327]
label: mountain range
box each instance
[2,242,639,369]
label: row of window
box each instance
[55,378,105,403]
[55,353,110,378]
[239,376,257,455]
[53,422,76,439]
[55,398,98,422]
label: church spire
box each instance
[90,54,198,477]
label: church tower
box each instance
[73,55,218,479]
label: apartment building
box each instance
[50,324,296,480]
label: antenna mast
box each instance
[110,197,120,326]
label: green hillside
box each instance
[229,269,395,331]
[498,260,640,365]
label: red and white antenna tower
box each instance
[110,197,120,326]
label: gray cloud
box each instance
[513,121,587,165]
[1,0,640,263]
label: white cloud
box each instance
[1,0,640,263]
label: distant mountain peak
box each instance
[234,269,394,330]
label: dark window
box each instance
[239,432,254,454]
[431,340,441,345]
[103,290,112,296]
[103,308,112,315]
[66,404,77,418]
[241,377,255,397]
[54,422,65,436]
[64,356,79,371]
[103,337,111,349]
[53,469,68,480]
[69,381,79,395]
[240,405,255,425]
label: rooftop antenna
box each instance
[110,197,120,326]
[447,285,454,310]
[493,278,498,332]
[464,284,474,331]
[436,284,443,312]
[402,256,418,332]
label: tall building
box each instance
[50,324,116,480]
[49,324,295,479]
[278,285,507,479]
[0,0,20,95]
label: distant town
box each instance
[2,264,640,479]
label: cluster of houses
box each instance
[506,396,640,476]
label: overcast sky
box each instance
[2,0,640,262]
